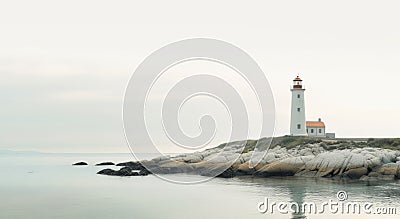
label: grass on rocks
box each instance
[214,136,400,153]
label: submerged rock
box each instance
[95,162,115,166]
[73,162,88,166]
[97,166,149,176]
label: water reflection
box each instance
[288,185,307,219]
[233,176,400,219]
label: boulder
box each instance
[343,167,368,179]
[377,163,400,178]
[377,163,399,175]
[255,156,312,177]
[256,162,299,177]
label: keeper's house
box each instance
[306,118,325,137]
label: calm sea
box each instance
[0,153,399,219]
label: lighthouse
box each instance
[290,76,307,136]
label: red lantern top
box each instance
[293,76,303,89]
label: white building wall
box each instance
[306,126,326,137]
[290,88,307,136]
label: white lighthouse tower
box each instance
[290,76,307,136]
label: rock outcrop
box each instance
[73,161,88,166]
[97,137,400,181]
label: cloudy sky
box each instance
[1,0,399,153]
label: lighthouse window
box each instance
[297,108,300,112]
[297,124,301,129]
[319,129,322,133]
[311,129,314,133]
[297,94,300,98]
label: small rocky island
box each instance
[95,162,115,166]
[97,136,400,181]
[73,161,88,166]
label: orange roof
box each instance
[293,76,302,81]
[306,121,325,127]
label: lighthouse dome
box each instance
[293,76,302,81]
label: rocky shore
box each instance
[98,136,400,181]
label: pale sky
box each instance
[1,0,399,153]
